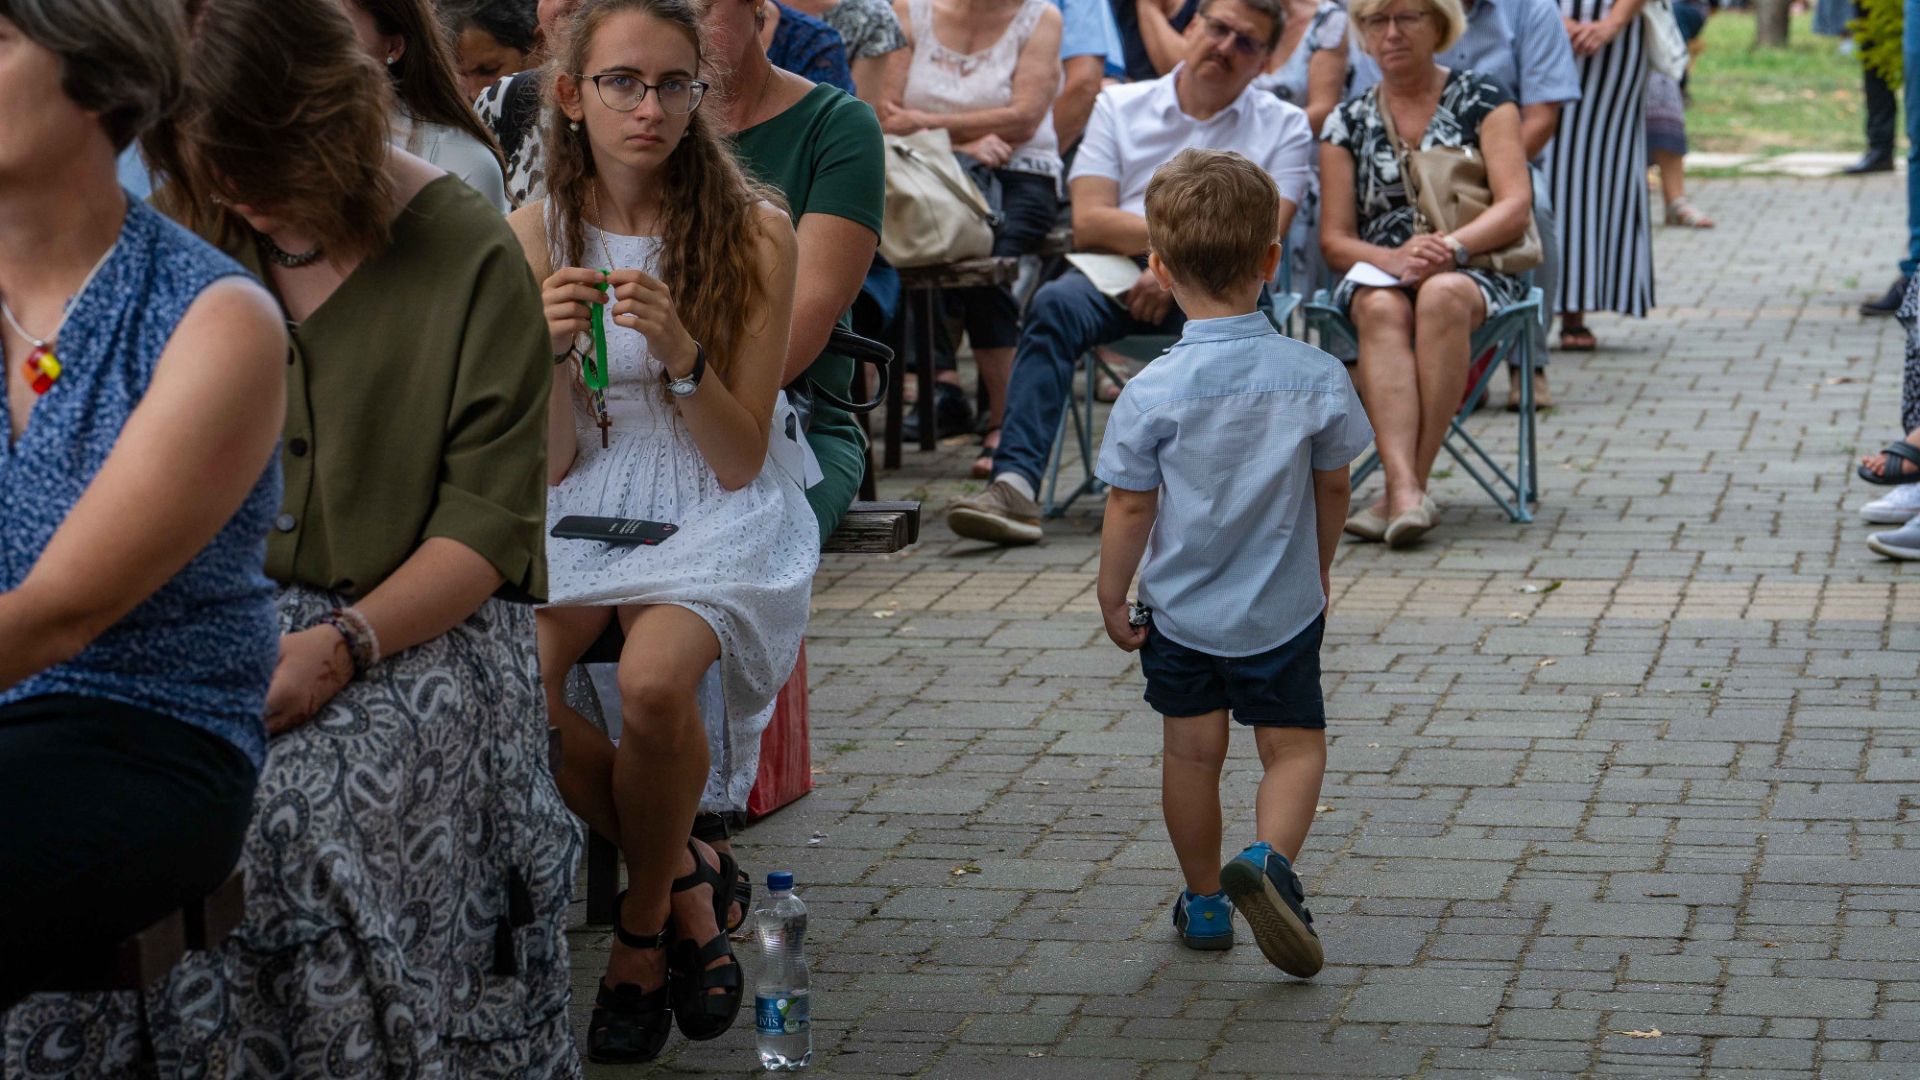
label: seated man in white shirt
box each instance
[947,0,1315,546]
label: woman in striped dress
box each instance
[1546,0,1652,350]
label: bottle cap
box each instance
[767,871,794,891]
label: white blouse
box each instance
[391,113,510,214]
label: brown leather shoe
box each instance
[947,480,1043,545]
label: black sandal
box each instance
[691,812,753,933]
[587,890,674,1064]
[1859,441,1920,485]
[667,840,745,1041]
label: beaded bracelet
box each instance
[321,607,381,676]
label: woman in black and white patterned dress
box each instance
[1319,0,1532,548]
[1547,0,1652,349]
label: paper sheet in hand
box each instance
[1066,253,1145,299]
[1343,261,1403,288]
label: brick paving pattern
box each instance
[570,174,1920,1078]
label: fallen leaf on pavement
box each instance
[1538,659,1557,667]
[951,865,983,876]
[1367,742,1381,748]
[1316,805,1333,813]
[1826,376,1861,384]
[1610,1028,1663,1039]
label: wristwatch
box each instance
[1444,235,1470,267]
[664,341,706,398]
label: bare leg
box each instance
[1653,148,1687,206]
[536,605,622,845]
[1349,286,1423,518]
[1162,710,1231,896]
[1251,727,1328,863]
[972,344,1013,473]
[1410,274,1486,485]
[604,604,722,992]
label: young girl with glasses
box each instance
[506,0,813,1062]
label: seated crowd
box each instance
[0,0,1681,1069]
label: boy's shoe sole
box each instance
[1219,860,1324,978]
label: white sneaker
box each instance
[1859,484,1920,524]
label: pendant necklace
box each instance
[2,240,118,396]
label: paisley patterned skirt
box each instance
[1,587,583,1080]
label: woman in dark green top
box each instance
[126,0,583,1073]
[706,0,887,543]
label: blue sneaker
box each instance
[1219,842,1324,977]
[1171,889,1235,950]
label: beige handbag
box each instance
[879,128,998,269]
[1376,88,1542,275]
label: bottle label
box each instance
[755,992,810,1036]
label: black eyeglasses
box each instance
[575,72,709,115]
[1197,14,1268,57]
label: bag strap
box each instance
[790,326,895,414]
[1373,85,1429,235]
[891,140,1002,227]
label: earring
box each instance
[569,120,581,132]
[385,56,396,66]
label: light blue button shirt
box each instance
[1347,0,1582,107]
[1095,313,1374,658]
[1050,0,1129,78]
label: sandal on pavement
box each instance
[972,425,1001,480]
[1095,358,1133,403]
[1665,197,1715,228]
[1343,504,1389,542]
[587,891,674,1064]
[667,840,745,1041]
[1857,441,1920,486]
[691,812,752,933]
[1559,327,1596,351]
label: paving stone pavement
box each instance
[569,174,1920,1079]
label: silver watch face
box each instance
[667,375,698,397]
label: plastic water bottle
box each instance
[755,871,812,1070]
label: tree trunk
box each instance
[1754,0,1791,47]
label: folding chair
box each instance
[1041,294,1303,518]
[1303,286,1540,523]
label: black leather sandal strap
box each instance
[670,840,726,895]
[609,888,671,950]
[1888,441,1920,475]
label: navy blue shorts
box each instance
[1138,615,1326,728]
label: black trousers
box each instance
[1866,62,1898,154]
[0,695,256,1004]
[934,168,1061,370]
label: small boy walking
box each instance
[1094,149,1372,978]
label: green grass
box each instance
[1687,12,1888,155]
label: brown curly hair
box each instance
[143,0,394,266]
[543,0,784,398]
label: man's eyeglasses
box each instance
[1196,14,1268,57]
[575,72,709,115]
[1357,11,1432,36]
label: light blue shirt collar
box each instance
[1177,310,1279,344]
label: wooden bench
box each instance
[571,500,919,925]
[4,870,248,1061]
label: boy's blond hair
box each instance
[1144,149,1280,301]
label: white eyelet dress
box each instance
[545,226,820,811]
